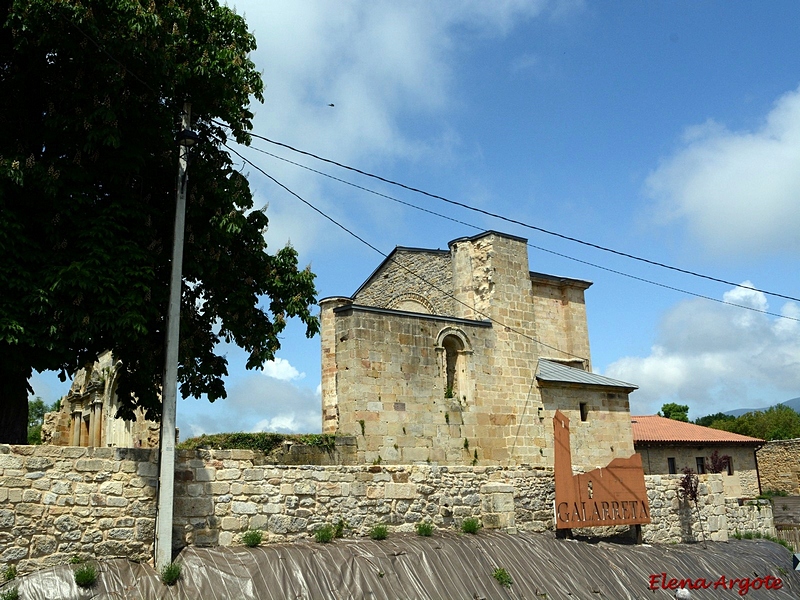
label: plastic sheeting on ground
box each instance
[5,531,799,599]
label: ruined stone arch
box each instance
[389,292,435,315]
[435,327,473,404]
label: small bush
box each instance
[333,519,348,539]
[461,517,482,534]
[241,529,263,548]
[74,563,97,588]
[161,562,181,586]
[2,565,16,582]
[493,567,513,588]
[416,521,434,537]
[315,524,335,543]
[68,555,84,565]
[0,587,19,600]
[370,524,388,540]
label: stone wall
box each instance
[0,445,775,574]
[638,444,760,497]
[757,438,800,495]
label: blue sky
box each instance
[30,0,800,432]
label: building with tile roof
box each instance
[632,414,763,497]
[320,231,640,469]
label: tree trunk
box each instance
[0,358,32,444]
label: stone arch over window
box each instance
[435,327,473,404]
[389,292,435,315]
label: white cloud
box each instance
[604,283,800,418]
[226,1,559,254]
[646,85,800,256]
[178,372,321,436]
[262,357,305,381]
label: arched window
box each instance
[442,335,463,398]
[435,327,472,404]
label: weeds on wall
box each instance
[461,518,482,534]
[492,567,513,588]
[241,529,263,548]
[161,562,181,586]
[1,566,15,582]
[416,521,434,536]
[177,432,336,452]
[370,524,389,540]
[0,587,19,600]
[315,524,335,543]
[732,530,793,552]
[73,563,98,588]
[333,519,348,539]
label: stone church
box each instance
[320,231,638,469]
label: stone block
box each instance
[385,483,417,499]
[195,468,217,482]
[231,502,258,515]
[216,469,241,481]
[175,497,213,517]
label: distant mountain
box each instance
[724,397,800,417]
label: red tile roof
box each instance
[631,415,763,445]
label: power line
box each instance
[238,143,800,323]
[225,128,800,305]
[225,143,592,360]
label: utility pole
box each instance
[155,102,192,569]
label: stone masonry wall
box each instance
[757,438,800,495]
[353,249,454,316]
[0,446,775,574]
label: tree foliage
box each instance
[659,402,689,422]
[26,396,61,444]
[706,405,800,441]
[694,412,734,428]
[0,0,319,442]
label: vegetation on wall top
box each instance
[177,432,337,452]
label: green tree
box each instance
[708,405,800,441]
[694,412,735,427]
[26,396,61,444]
[0,0,319,443]
[659,403,689,422]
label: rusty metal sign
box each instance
[553,410,651,529]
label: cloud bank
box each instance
[647,85,800,257]
[605,283,800,418]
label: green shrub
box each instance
[68,555,84,565]
[241,529,263,548]
[2,565,16,582]
[0,587,19,600]
[73,563,97,588]
[177,432,336,452]
[315,524,335,543]
[333,519,348,539]
[461,517,482,534]
[493,567,513,588]
[370,524,388,540]
[416,521,434,537]
[160,562,181,586]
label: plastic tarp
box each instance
[5,532,799,599]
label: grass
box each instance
[416,521,434,537]
[731,530,793,552]
[161,562,181,586]
[241,529,263,547]
[370,524,389,540]
[73,563,97,588]
[493,567,513,588]
[69,554,84,564]
[0,587,19,600]
[2,566,15,582]
[315,524,335,543]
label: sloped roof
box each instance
[536,359,638,390]
[631,415,763,445]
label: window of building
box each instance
[667,457,676,474]
[579,403,588,422]
[696,457,706,474]
[442,335,463,398]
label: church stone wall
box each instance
[0,445,775,574]
[353,249,454,316]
